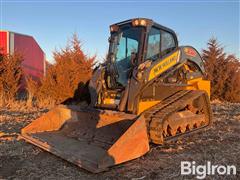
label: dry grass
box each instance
[0,102,239,179]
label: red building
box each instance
[0,31,46,82]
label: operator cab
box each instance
[107,18,178,89]
[98,18,178,110]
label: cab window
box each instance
[161,31,176,56]
[146,27,161,60]
[116,37,138,61]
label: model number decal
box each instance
[148,51,179,81]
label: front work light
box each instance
[132,19,147,27]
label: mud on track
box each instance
[0,102,239,179]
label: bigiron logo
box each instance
[181,161,237,179]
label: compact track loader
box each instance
[21,18,213,173]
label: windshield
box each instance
[110,25,143,86]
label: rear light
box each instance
[184,48,197,57]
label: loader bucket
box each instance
[20,105,149,173]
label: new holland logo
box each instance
[148,51,179,81]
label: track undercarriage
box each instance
[145,90,212,144]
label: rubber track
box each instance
[143,90,212,144]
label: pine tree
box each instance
[35,33,95,106]
[202,38,240,102]
[0,53,23,106]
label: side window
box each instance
[146,28,160,60]
[127,38,138,57]
[161,31,176,55]
[116,37,139,62]
[116,38,126,61]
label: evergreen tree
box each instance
[0,53,23,106]
[35,33,95,106]
[202,38,240,102]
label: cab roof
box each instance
[111,18,177,36]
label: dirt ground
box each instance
[0,102,239,179]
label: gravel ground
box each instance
[0,102,239,179]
